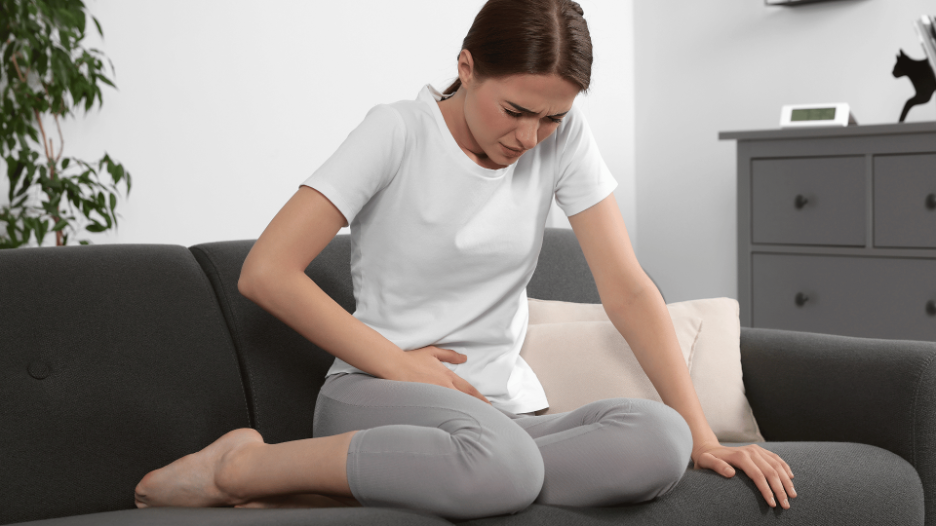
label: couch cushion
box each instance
[9,506,455,526]
[189,238,355,445]
[525,228,665,303]
[453,441,923,526]
[525,228,602,304]
[12,442,922,526]
[0,244,250,525]
[521,297,765,443]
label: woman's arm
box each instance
[239,186,491,404]
[239,186,406,380]
[567,193,796,509]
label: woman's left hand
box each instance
[692,442,796,509]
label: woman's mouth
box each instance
[500,143,524,158]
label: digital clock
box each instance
[779,102,857,128]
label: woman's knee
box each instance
[496,429,546,510]
[446,425,544,519]
[580,398,692,503]
[630,399,693,499]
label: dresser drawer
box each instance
[752,253,936,341]
[874,153,936,248]
[751,157,865,246]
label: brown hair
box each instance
[443,0,593,95]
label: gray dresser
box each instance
[719,121,936,341]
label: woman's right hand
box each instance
[386,346,492,405]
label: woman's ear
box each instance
[457,49,476,88]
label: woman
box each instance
[133,0,796,519]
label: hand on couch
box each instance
[692,441,796,510]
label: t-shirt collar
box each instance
[418,83,513,178]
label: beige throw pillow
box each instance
[522,297,764,443]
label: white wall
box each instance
[9,0,935,305]
[5,0,635,250]
[634,0,936,302]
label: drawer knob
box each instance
[927,300,936,316]
[794,195,809,209]
[926,194,936,210]
[795,292,810,307]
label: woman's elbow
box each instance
[238,267,264,300]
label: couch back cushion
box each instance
[0,244,250,525]
[190,237,356,445]
[188,228,601,444]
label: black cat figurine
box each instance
[892,49,936,122]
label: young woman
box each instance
[133,0,796,519]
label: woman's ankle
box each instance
[215,434,266,505]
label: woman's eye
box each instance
[504,108,562,124]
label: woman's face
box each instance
[457,60,580,168]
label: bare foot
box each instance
[134,428,264,508]
[234,493,362,509]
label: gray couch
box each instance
[2,227,934,525]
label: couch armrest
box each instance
[740,327,936,521]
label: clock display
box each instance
[791,107,836,121]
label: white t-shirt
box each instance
[300,83,617,414]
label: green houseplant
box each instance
[0,0,131,248]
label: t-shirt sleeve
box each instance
[553,104,618,217]
[299,104,406,227]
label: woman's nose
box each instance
[515,120,538,150]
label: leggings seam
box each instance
[522,407,639,432]
[534,421,604,451]
[352,449,461,456]
[318,388,485,442]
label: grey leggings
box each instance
[313,371,693,520]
